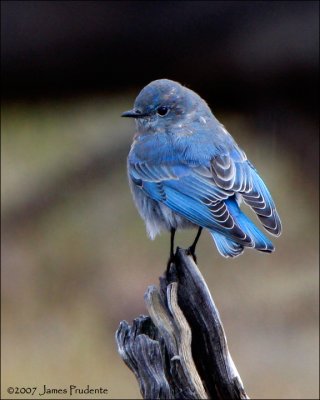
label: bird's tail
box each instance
[242,164,282,236]
[211,232,245,258]
[210,200,275,258]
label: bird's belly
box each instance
[130,181,194,239]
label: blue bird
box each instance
[122,79,282,261]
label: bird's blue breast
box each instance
[130,122,244,168]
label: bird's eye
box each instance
[156,106,169,116]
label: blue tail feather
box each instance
[236,212,275,252]
[211,198,275,257]
[211,232,244,258]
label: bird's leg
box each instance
[167,228,176,271]
[187,227,203,262]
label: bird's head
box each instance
[122,79,211,133]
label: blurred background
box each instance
[1,1,319,399]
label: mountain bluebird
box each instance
[122,79,282,261]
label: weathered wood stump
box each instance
[116,248,249,399]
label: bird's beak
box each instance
[121,109,147,118]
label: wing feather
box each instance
[128,137,281,243]
[129,160,252,244]
[211,155,282,236]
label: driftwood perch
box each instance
[116,248,249,399]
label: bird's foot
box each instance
[166,254,176,273]
[186,246,197,263]
[186,227,202,263]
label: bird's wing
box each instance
[129,161,252,245]
[210,151,282,236]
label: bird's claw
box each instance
[166,254,176,273]
[186,247,197,263]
